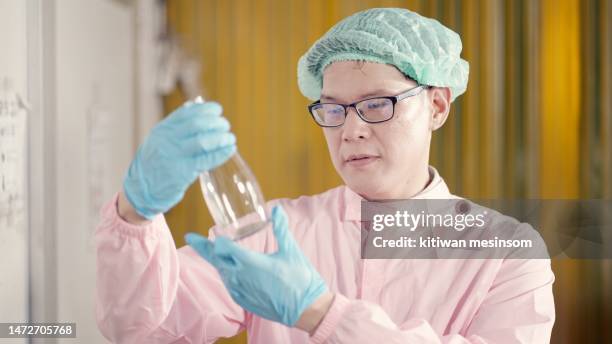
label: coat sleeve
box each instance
[310,259,555,344]
[95,193,246,343]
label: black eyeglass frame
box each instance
[307,84,431,128]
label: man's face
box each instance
[320,61,444,199]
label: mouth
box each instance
[344,154,381,167]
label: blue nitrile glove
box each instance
[123,101,236,219]
[185,205,328,326]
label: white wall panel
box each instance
[0,1,29,343]
[54,0,135,342]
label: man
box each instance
[96,8,555,343]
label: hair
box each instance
[350,60,418,83]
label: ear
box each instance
[428,87,451,131]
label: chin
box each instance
[344,177,390,200]
[336,162,391,199]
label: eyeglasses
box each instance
[307,85,430,128]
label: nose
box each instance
[341,107,371,142]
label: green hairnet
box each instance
[297,8,469,102]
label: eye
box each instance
[311,104,345,125]
[366,99,389,109]
[328,107,344,115]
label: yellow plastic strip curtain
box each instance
[540,0,582,343]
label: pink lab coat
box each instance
[95,167,555,343]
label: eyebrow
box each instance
[320,89,392,102]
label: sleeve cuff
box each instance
[97,192,164,239]
[310,293,351,344]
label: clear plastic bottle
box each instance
[195,97,269,240]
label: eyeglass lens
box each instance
[311,98,394,126]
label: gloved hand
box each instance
[185,205,328,326]
[123,101,236,219]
